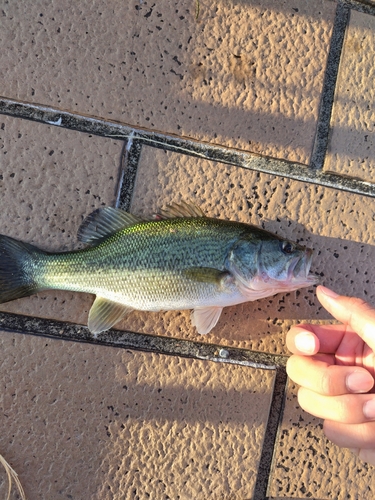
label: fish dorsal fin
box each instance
[155,201,205,220]
[191,306,223,335]
[78,207,144,244]
[88,296,134,336]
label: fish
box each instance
[0,201,318,335]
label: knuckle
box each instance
[335,397,351,422]
[321,367,335,395]
[347,296,369,309]
[346,297,374,321]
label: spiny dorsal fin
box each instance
[88,296,134,336]
[155,201,205,220]
[78,207,145,244]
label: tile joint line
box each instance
[341,0,375,16]
[0,312,287,369]
[310,3,350,169]
[1,97,375,197]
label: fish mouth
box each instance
[288,248,319,284]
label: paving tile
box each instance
[324,9,375,182]
[0,329,275,499]
[268,379,375,500]
[120,147,375,353]
[0,0,336,164]
[0,114,121,325]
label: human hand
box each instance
[286,285,375,465]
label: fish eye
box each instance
[281,241,294,254]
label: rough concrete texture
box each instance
[0,1,374,499]
[324,9,375,181]
[0,0,336,164]
[0,329,275,499]
[120,147,375,354]
[269,379,375,500]
[0,114,121,325]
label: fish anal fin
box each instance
[88,296,134,336]
[191,306,223,335]
[78,207,145,244]
[155,201,205,220]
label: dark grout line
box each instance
[253,367,288,500]
[342,0,375,16]
[1,96,375,197]
[116,135,143,211]
[0,311,287,369]
[310,3,350,169]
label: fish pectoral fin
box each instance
[191,306,223,335]
[88,297,134,336]
[183,267,231,286]
[78,207,145,244]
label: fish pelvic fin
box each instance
[0,235,45,303]
[78,207,145,245]
[88,296,134,336]
[191,306,223,335]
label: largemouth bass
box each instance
[0,201,318,335]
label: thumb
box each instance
[317,286,375,352]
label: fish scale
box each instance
[41,218,237,308]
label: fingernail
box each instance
[318,286,339,298]
[295,332,317,354]
[363,399,375,420]
[346,371,374,393]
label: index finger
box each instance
[317,286,375,352]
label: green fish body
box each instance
[0,202,317,335]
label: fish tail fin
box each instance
[0,235,46,303]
